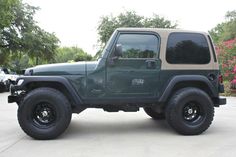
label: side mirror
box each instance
[114,44,122,57]
[108,44,122,66]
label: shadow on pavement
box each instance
[62,118,174,139]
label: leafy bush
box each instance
[231,78,236,89]
[216,38,236,81]
[231,67,236,90]
[220,81,232,96]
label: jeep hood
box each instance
[25,61,98,76]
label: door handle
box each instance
[91,89,102,94]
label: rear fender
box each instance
[159,75,218,102]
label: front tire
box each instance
[165,88,214,135]
[18,87,72,140]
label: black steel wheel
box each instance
[18,87,72,140]
[166,87,214,135]
[183,102,203,123]
[32,102,57,127]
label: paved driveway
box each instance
[0,92,235,157]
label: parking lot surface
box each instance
[0,92,235,157]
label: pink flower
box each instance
[222,64,227,68]
[224,38,236,46]
[224,73,229,77]
[231,79,236,84]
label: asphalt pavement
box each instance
[0,92,235,157]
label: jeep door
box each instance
[106,32,161,98]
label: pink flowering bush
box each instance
[231,66,236,89]
[216,38,236,82]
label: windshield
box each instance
[98,31,117,60]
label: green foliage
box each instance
[217,39,236,81]
[221,81,232,96]
[96,11,177,57]
[225,10,236,20]
[55,47,92,63]
[9,53,33,73]
[24,28,59,65]
[0,0,59,66]
[208,23,225,43]
[210,10,236,88]
[97,11,177,45]
[209,10,236,43]
[0,0,19,29]
[143,14,177,28]
[0,51,9,65]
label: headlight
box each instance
[17,79,24,86]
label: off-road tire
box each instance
[0,85,4,93]
[144,107,165,120]
[165,87,214,135]
[18,87,72,140]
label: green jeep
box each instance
[8,28,226,139]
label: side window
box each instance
[116,34,159,58]
[166,33,211,64]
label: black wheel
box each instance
[165,87,214,135]
[144,107,165,120]
[18,87,72,140]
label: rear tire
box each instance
[18,87,72,140]
[144,107,165,120]
[165,88,214,135]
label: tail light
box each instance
[219,74,223,84]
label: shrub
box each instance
[231,80,236,89]
[216,38,236,81]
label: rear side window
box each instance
[166,33,211,64]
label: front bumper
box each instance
[8,84,23,103]
[8,95,20,103]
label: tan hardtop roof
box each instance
[116,28,209,36]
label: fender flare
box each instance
[14,76,83,107]
[158,75,218,102]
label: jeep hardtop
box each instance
[8,28,226,139]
